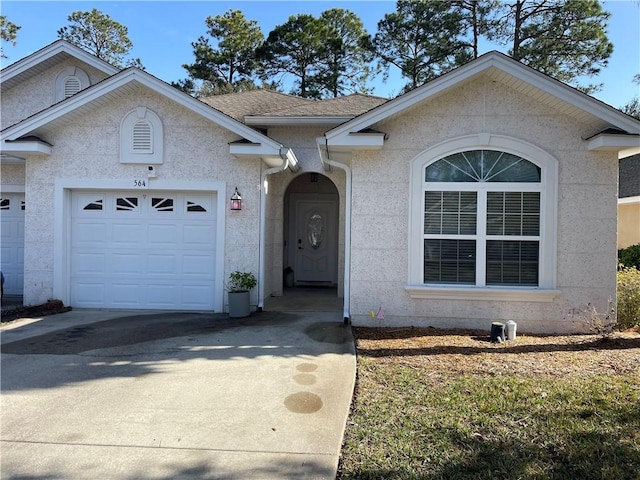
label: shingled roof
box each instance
[201,90,388,122]
[200,90,314,121]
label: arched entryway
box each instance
[269,172,341,311]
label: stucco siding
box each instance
[20,88,261,307]
[348,75,618,333]
[1,58,112,129]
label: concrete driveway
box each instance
[1,309,355,479]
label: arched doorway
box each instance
[284,173,339,288]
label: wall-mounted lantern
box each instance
[230,187,242,210]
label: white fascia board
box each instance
[1,40,119,82]
[229,142,280,157]
[244,115,353,125]
[619,196,640,205]
[1,69,283,151]
[326,52,640,142]
[587,134,640,157]
[327,131,385,150]
[0,140,51,157]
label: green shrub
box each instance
[617,265,640,329]
[618,243,640,269]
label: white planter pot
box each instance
[228,291,251,318]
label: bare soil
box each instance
[354,327,640,376]
[1,300,71,323]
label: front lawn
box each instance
[338,328,640,480]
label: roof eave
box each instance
[0,139,52,160]
[587,134,640,158]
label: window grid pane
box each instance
[486,192,540,236]
[486,240,539,286]
[424,191,477,235]
[424,239,476,284]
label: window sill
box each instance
[405,285,561,302]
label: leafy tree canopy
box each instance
[57,8,139,68]
[366,0,472,92]
[183,9,263,93]
[1,15,20,58]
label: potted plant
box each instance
[227,271,257,318]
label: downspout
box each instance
[257,148,299,311]
[316,137,352,324]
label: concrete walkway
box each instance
[1,308,356,479]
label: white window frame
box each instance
[406,134,560,302]
[120,107,164,164]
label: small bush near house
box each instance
[619,243,640,269]
[618,265,640,329]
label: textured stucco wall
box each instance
[349,75,618,333]
[266,126,346,299]
[0,165,26,186]
[21,87,260,306]
[1,58,111,129]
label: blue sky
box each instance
[2,0,639,108]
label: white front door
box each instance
[70,191,217,310]
[291,194,338,285]
[0,193,25,295]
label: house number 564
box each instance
[133,179,147,188]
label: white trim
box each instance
[1,68,285,153]
[53,178,226,311]
[1,141,52,157]
[408,134,558,291]
[0,184,26,193]
[245,115,353,125]
[1,40,119,84]
[405,285,561,302]
[326,51,640,144]
[619,196,640,205]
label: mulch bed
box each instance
[353,326,640,376]
[1,300,71,323]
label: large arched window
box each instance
[408,135,558,300]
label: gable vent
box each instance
[64,77,82,98]
[132,121,153,152]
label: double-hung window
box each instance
[423,149,543,287]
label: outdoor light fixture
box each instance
[230,187,242,210]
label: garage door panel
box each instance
[72,253,105,275]
[1,193,26,295]
[71,191,217,310]
[147,254,177,274]
[112,223,146,245]
[111,252,145,275]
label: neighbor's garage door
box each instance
[71,191,217,310]
[0,193,25,295]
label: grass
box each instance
[338,340,640,480]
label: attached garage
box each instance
[70,190,218,310]
[0,192,25,295]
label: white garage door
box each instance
[0,193,25,295]
[71,191,217,310]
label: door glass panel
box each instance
[307,213,324,250]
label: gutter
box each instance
[316,137,352,324]
[257,148,299,310]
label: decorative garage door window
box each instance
[83,199,104,211]
[116,197,139,211]
[0,199,9,209]
[187,200,207,212]
[307,213,324,249]
[152,197,174,212]
[21,201,25,211]
[423,150,542,287]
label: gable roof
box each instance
[1,67,291,164]
[0,40,120,92]
[325,51,640,153]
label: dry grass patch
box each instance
[338,328,640,480]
